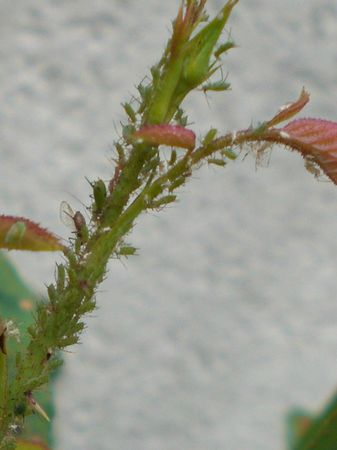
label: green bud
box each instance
[182,1,238,88]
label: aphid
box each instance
[59,201,88,242]
[123,102,137,123]
[214,41,235,59]
[169,149,177,166]
[207,158,226,167]
[201,79,230,93]
[73,211,87,238]
[254,142,273,169]
[202,128,218,146]
[222,148,237,160]
[304,155,321,178]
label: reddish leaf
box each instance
[281,118,337,184]
[0,215,63,251]
[133,124,196,150]
[267,88,310,127]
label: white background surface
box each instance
[1,1,337,449]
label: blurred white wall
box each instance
[1,1,337,449]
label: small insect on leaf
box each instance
[123,102,137,123]
[207,158,226,167]
[202,80,231,93]
[202,128,218,146]
[119,245,137,256]
[214,41,235,59]
[133,124,196,150]
[93,179,107,214]
[73,211,88,239]
[60,201,88,241]
[0,215,63,251]
[304,155,321,179]
[169,149,177,166]
[222,148,237,160]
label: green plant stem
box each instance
[0,2,242,447]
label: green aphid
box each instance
[137,83,152,114]
[115,143,125,164]
[93,179,107,214]
[214,41,235,59]
[222,148,237,160]
[207,158,226,167]
[122,124,136,142]
[202,128,218,146]
[123,102,137,123]
[169,176,186,192]
[169,149,177,166]
[59,336,78,348]
[149,194,177,209]
[150,65,161,83]
[4,221,26,245]
[56,264,66,292]
[119,245,137,256]
[202,79,231,93]
[47,284,57,302]
[174,108,188,126]
[251,121,268,136]
[138,83,152,102]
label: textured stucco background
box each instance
[1,1,337,449]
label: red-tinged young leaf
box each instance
[267,88,310,127]
[133,124,196,150]
[0,215,63,251]
[280,118,337,185]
